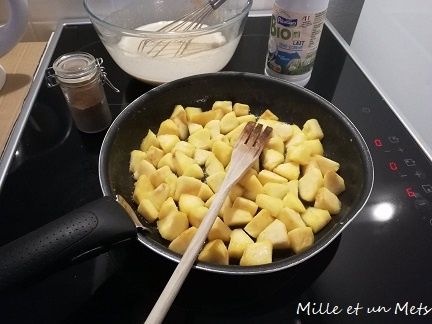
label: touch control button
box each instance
[422,184,432,194]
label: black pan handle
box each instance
[0,196,136,291]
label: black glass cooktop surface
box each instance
[0,17,431,324]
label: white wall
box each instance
[351,0,432,155]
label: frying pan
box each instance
[0,72,374,290]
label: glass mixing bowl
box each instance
[84,0,252,85]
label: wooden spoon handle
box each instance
[144,185,232,324]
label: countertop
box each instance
[0,42,46,157]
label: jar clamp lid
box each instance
[46,52,119,92]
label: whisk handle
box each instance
[209,0,227,9]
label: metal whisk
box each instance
[137,0,227,57]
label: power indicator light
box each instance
[405,187,416,198]
[389,161,398,171]
[374,138,383,147]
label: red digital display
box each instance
[405,187,416,198]
[374,138,383,147]
[389,161,398,171]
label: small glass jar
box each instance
[46,52,118,133]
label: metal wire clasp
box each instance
[45,67,58,88]
[96,58,120,93]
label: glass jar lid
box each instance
[52,52,98,83]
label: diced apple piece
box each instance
[148,183,170,210]
[183,163,204,179]
[257,219,290,249]
[226,122,246,146]
[205,195,231,218]
[172,117,188,140]
[263,182,290,199]
[282,192,306,213]
[232,197,258,215]
[314,155,340,174]
[170,104,187,123]
[240,175,263,201]
[223,207,253,227]
[303,139,324,156]
[133,159,156,180]
[157,134,180,153]
[302,158,320,175]
[257,170,288,185]
[240,241,272,266]
[198,239,229,265]
[204,119,221,139]
[137,199,159,223]
[172,141,195,157]
[194,148,212,166]
[129,150,147,173]
[165,173,177,197]
[302,119,324,140]
[212,140,233,168]
[262,149,284,170]
[244,209,274,238]
[301,207,331,233]
[168,227,197,254]
[185,107,202,121]
[260,109,279,120]
[272,122,293,142]
[286,144,312,165]
[149,165,174,187]
[285,131,306,148]
[220,111,239,134]
[145,146,164,167]
[265,136,284,153]
[157,152,175,171]
[187,122,203,134]
[228,184,244,202]
[208,217,232,242]
[233,103,250,116]
[198,183,214,201]
[140,130,160,151]
[205,153,225,175]
[273,162,300,180]
[255,194,283,217]
[212,100,233,114]
[288,227,314,254]
[173,150,195,175]
[158,197,178,220]
[206,171,226,193]
[189,110,221,126]
[237,114,256,124]
[157,119,179,136]
[298,168,323,202]
[174,176,202,201]
[286,179,299,196]
[238,168,258,186]
[133,175,154,203]
[157,211,189,241]
[188,128,212,150]
[276,207,306,232]
[178,194,205,215]
[228,229,254,259]
[314,187,342,214]
[323,170,345,195]
[188,206,208,227]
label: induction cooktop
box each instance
[0,16,431,324]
